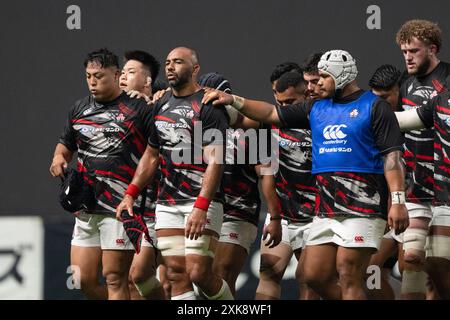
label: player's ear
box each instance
[145,76,152,88]
[429,44,438,55]
[193,64,200,78]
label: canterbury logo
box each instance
[323,124,347,139]
[354,235,364,242]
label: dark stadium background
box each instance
[1,0,449,299]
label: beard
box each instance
[412,57,431,76]
[168,70,191,89]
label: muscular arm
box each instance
[185,143,224,239]
[49,143,74,177]
[116,145,159,218]
[129,145,160,189]
[233,98,282,126]
[202,89,282,126]
[255,165,281,217]
[383,150,405,192]
[383,150,409,234]
[255,163,282,248]
[198,144,224,199]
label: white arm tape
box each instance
[391,191,406,205]
[231,95,245,110]
[395,110,426,132]
[225,104,239,126]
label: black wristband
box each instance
[270,216,282,221]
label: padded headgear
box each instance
[318,50,358,90]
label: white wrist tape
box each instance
[231,95,245,110]
[391,191,406,205]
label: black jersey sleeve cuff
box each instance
[379,145,404,156]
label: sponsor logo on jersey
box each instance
[349,109,359,118]
[83,106,95,115]
[80,126,121,133]
[322,124,348,147]
[323,124,347,140]
[354,235,364,243]
[279,140,311,148]
[116,239,125,245]
[161,103,170,112]
[116,113,125,122]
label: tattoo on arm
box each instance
[384,150,404,172]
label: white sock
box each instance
[204,280,234,300]
[171,290,197,300]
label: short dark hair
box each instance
[301,52,323,74]
[198,72,232,93]
[124,50,161,79]
[275,71,306,93]
[84,48,119,69]
[270,62,302,83]
[368,64,402,90]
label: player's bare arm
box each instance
[49,143,74,177]
[384,150,409,234]
[115,145,160,219]
[185,144,224,240]
[202,88,282,126]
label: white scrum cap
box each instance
[318,50,358,90]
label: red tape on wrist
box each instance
[125,183,140,199]
[194,196,211,211]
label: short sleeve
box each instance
[276,101,314,129]
[59,105,77,151]
[371,98,405,155]
[200,103,229,146]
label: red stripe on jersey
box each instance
[435,122,447,136]
[425,176,435,184]
[406,192,420,202]
[404,161,416,169]
[434,142,443,150]
[161,168,171,178]
[294,183,318,193]
[442,155,450,165]
[278,130,301,142]
[336,190,347,200]
[346,205,375,214]
[191,100,200,113]
[103,190,112,200]
[415,154,434,161]
[155,115,176,123]
[72,119,102,126]
[432,79,446,93]
[237,181,250,192]
[164,193,176,205]
[118,165,136,177]
[403,149,414,157]
[181,181,191,190]
[436,105,450,115]
[402,98,417,106]
[316,175,330,187]
[438,165,450,174]
[172,162,206,172]
[94,170,129,184]
[118,102,135,115]
[339,172,370,184]
[77,162,88,172]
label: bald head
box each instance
[165,47,201,91]
[167,47,199,66]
